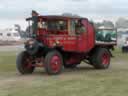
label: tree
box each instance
[94,20,114,29]
[116,18,128,29]
[94,22,102,29]
[102,20,114,28]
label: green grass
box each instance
[0,48,128,96]
[0,51,16,73]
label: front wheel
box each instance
[44,50,63,75]
[91,48,110,69]
[16,51,35,74]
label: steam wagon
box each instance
[16,15,117,75]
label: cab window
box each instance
[38,19,68,35]
[70,19,86,35]
[69,20,76,35]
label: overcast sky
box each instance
[0,0,128,29]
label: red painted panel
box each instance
[87,22,95,51]
[77,19,95,52]
[77,19,88,52]
[37,19,95,53]
[46,35,78,51]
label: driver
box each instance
[76,19,86,34]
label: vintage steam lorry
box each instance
[16,15,117,75]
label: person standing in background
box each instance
[122,37,128,53]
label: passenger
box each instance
[76,19,86,34]
[31,10,39,37]
[38,18,43,29]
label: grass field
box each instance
[0,48,128,96]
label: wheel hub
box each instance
[50,55,61,73]
[102,53,109,65]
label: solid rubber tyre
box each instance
[91,48,110,69]
[16,51,35,74]
[44,50,63,75]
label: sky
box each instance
[0,0,128,30]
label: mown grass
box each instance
[0,48,128,96]
[0,51,16,73]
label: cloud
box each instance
[0,0,128,29]
[0,0,128,19]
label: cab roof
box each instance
[26,15,87,21]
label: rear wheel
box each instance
[16,51,35,74]
[91,48,110,69]
[44,50,63,75]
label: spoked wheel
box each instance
[91,48,110,69]
[16,51,35,74]
[44,50,63,75]
[102,52,110,65]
